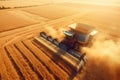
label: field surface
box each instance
[0,2,120,80]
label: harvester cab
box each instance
[60,23,98,52]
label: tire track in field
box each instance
[32,39,76,75]
[13,44,43,80]
[22,40,69,80]
[0,48,20,80]
[4,47,25,80]
[22,41,59,80]
[14,41,55,80]
[0,49,10,80]
[6,44,40,80]
[6,45,32,80]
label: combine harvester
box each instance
[34,23,98,71]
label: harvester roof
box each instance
[68,23,95,34]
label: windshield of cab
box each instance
[75,33,90,42]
